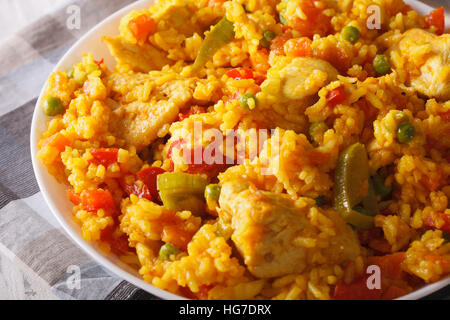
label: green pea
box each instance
[373,54,391,76]
[342,26,360,44]
[43,97,64,116]
[397,121,415,143]
[205,184,221,202]
[159,243,179,261]
[240,93,258,110]
[314,196,325,207]
[372,174,392,199]
[260,30,276,48]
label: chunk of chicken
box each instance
[108,74,196,149]
[256,57,338,132]
[104,36,172,72]
[278,57,339,100]
[219,181,360,278]
[390,28,450,101]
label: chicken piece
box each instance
[389,28,450,101]
[219,181,360,278]
[262,56,338,101]
[256,57,338,132]
[104,36,172,72]
[108,75,196,150]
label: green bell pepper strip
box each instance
[157,172,208,214]
[192,17,235,71]
[334,143,374,229]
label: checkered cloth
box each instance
[0,0,158,300]
[0,0,448,300]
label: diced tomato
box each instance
[67,189,116,212]
[326,86,346,107]
[290,0,332,38]
[178,106,207,121]
[250,48,270,75]
[42,132,70,152]
[367,252,406,281]
[333,276,382,300]
[128,14,156,41]
[119,177,153,201]
[81,190,116,212]
[225,68,254,80]
[382,285,409,300]
[67,189,81,206]
[137,167,166,200]
[425,211,450,233]
[90,148,118,167]
[425,7,445,35]
[284,37,313,57]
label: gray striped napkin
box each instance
[0,0,158,300]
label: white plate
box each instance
[30,0,450,300]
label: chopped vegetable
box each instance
[43,97,64,116]
[128,14,156,41]
[240,93,258,109]
[137,167,166,201]
[205,184,221,202]
[342,26,360,43]
[159,243,180,260]
[192,17,235,71]
[205,184,221,213]
[372,174,392,199]
[90,148,118,167]
[326,86,346,107]
[397,121,415,143]
[120,177,153,201]
[334,143,374,229]
[157,172,208,214]
[373,54,391,76]
[67,189,116,212]
[260,30,276,48]
[425,7,445,35]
